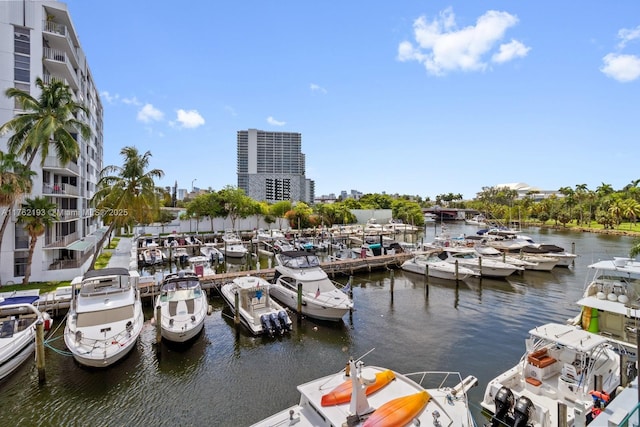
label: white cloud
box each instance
[267,116,286,126]
[310,83,327,94]
[137,103,164,123]
[397,8,528,76]
[617,25,640,49]
[601,53,640,82]
[122,96,141,106]
[174,109,205,129]
[492,40,530,63]
[100,91,118,103]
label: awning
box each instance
[66,240,94,251]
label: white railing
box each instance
[43,156,79,174]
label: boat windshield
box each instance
[281,254,320,268]
[162,279,200,292]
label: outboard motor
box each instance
[491,387,514,427]
[260,314,273,336]
[269,313,283,335]
[512,396,534,427]
[278,311,291,331]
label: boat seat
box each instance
[526,377,542,387]
[527,349,557,369]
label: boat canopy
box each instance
[529,323,610,352]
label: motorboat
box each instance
[64,268,144,368]
[256,228,285,241]
[569,257,640,351]
[154,270,209,343]
[251,356,479,427]
[441,247,524,278]
[220,276,292,336]
[383,219,420,233]
[401,252,478,280]
[520,244,578,268]
[272,239,295,253]
[481,323,627,427]
[200,243,224,263]
[465,214,488,226]
[271,251,353,321]
[171,247,190,264]
[474,245,539,270]
[141,242,167,266]
[220,232,249,258]
[187,255,216,277]
[0,295,53,381]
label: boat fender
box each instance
[269,313,283,335]
[491,387,514,427]
[512,396,534,427]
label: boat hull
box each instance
[269,285,351,322]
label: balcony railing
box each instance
[43,20,79,66]
[44,231,78,248]
[42,156,79,174]
[43,183,79,197]
[45,250,92,270]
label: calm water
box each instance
[1,223,636,426]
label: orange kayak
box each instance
[321,370,396,406]
[362,390,430,427]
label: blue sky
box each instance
[64,1,640,200]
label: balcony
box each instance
[44,231,78,248]
[43,20,79,67]
[43,47,78,91]
[42,156,79,175]
[43,183,79,197]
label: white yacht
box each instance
[441,247,524,278]
[569,257,640,351]
[0,295,53,381]
[220,276,292,336]
[154,270,209,343]
[64,268,144,368]
[481,323,625,427]
[187,255,216,277]
[401,252,478,280]
[251,357,479,427]
[200,242,224,263]
[141,242,167,266]
[220,232,249,258]
[271,251,353,322]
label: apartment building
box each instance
[0,1,103,283]
[237,129,315,204]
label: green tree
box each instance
[0,152,35,255]
[217,186,254,231]
[17,197,58,285]
[270,200,292,229]
[90,146,164,270]
[0,78,89,251]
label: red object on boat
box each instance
[321,370,396,406]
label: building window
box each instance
[14,225,29,250]
[14,251,28,277]
[14,27,30,83]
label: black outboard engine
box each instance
[278,311,291,331]
[269,313,283,335]
[512,396,534,427]
[260,314,273,336]
[491,387,514,427]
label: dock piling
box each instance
[35,319,45,384]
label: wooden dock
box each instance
[39,252,416,312]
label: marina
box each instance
[0,222,639,426]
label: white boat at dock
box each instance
[0,295,53,381]
[220,276,292,336]
[154,270,209,343]
[64,268,144,368]
[271,251,353,322]
[251,356,479,427]
[401,252,478,280]
[481,322,627,427]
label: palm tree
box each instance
[0,77,90,250]
[90,146,164,270]
[0,151,36,253]
[0,77,90,169]
[17,197,58,285]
